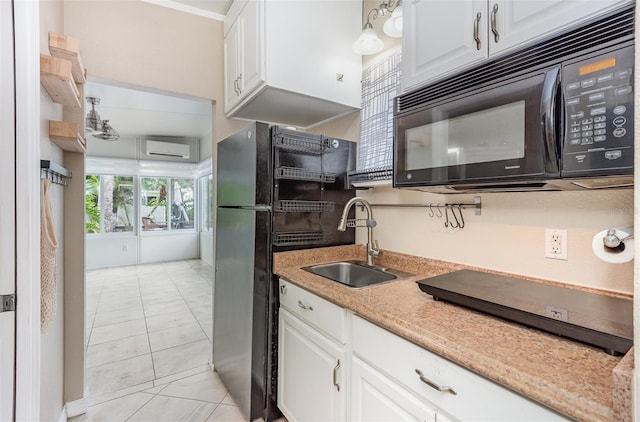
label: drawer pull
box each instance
[490,3,500,43]
[333,359,341,392]
[473,12,481,50]
[297,300,313,311]
[415,369,457,395]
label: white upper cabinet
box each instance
[403,0,632,92]
[403,0,487,92]
[490,0,632,55]
[224,0,263,113]
[223,0,362,128]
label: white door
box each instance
[0,0,16,420]
[402,0,487,92]
[351,357,437,422]
[489,0,631,55]
[278,309,346,422]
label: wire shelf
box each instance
[273,231,328,246]
[275,166,336,183]
[348,165,393,188]
[274,134,330,155]
[274,200,335,213]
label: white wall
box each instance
[358,188,633,294]
[85,236,138,269]
[39,2,67,421]
[140,233,199,264]
[200,231,214,266]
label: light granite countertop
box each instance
[273,244,633,422]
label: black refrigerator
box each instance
[213,122,356,421]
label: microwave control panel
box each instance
[562,45,634,177]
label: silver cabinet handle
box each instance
[280,285,287,295]
[473,12,481,50]
[333,359,341,392]
[490,3,499,43]
[415,369,457,395]
[237,73,243,94]
[297,300,313,311]
[233,78,240,96]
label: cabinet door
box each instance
[403,0,487,92]
[237,0,263,101]
[489,0,631,55]
[278,309,346,422]
[223,18,241,113]
[351,357,437,422]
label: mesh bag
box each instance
[41,179,58,330]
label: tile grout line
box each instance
[168,269,212,347]
[138,269,159,382]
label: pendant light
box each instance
[353,0,403,55]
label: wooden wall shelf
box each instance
[49,32,86,84]
[49,120,86,153]
[40,55,81,108]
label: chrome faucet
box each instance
[337,197,380,266]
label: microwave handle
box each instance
[540,67,560,173]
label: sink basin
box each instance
[304,260,411,288]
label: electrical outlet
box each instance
[545,229,567,260]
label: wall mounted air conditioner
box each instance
[145,140,190,159]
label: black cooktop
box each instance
[417,269,633,355]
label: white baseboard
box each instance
[65,396,88,418]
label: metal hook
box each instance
[428,203,435,218]
[449,205,460,228]
[435,203,443,218]
[456,204,465,229]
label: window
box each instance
[85,175,101,234]
[171,179,194,230]
[104,176,134,232]
[200,174,213,232]
[86,173,198,234]
[141,177,168,231]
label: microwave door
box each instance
[394,68,561,188]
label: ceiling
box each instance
[84,82,212,142]
[164,0,233,17]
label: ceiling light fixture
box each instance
[352,0,403,56]
[85,96,120,141]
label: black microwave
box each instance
[393,5,634,193]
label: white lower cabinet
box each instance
[278,279,347,422]
[352,316,570,421]
[278,279,570,421]
[351,356,438,422]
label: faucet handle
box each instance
[369,240,380,257]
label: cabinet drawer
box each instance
[279,278,346,344]
[352,316,569,421]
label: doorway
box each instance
[81,82,220,406]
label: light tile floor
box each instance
[71,259,249,422]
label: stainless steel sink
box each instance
[303,260,412,288]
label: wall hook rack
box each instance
[360,196,481,229]
[41,160,71,186]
